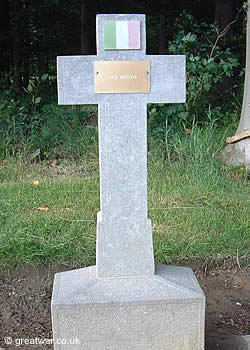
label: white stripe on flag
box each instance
[116,21,129,49]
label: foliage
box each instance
[148,11,242,133]
[0,7,245,157]
[0,74,98,159]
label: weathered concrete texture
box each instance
[97,14,147,57]
[97,97,154,277]
[56,14,185,278]
[57,14,185,106]
[56,55,186,105]
[221,138,250,171]
[214,336,250,350]
[242,336,250,350]
[51,264,205,350]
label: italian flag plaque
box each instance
[104,21,141,50]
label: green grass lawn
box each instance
[0,125,249,268]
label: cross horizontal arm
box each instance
[57,55,186,105]
[145,55,186,104]
[57,56,100,105]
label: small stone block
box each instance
[51,264,205,349]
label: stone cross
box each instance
[57,14,185,278]
[53,15,205,350]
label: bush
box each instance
[148,10,243,133]
[0,76,98,159]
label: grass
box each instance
[0,121,249,268]
[0,160,99,268]
[149,162,248,265]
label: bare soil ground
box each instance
[0,263,249,349]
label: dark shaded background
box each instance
[0,0,245,89]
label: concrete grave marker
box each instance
[52,14,205,349]
[56,14,185,278]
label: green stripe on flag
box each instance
[104,22,116,50]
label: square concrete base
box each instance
[51,264,205,349]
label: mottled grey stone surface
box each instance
[97,14,147,57]
[242,336,250,350]
[96,98,154,277]
[212,336,250,350]
[52,13,205,350]
[57,14,185,277]
[57,54,185,105]
[52,264,205,350]
[221,138,250,171]
[57,14,185,106]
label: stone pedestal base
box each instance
[51,264,205,350]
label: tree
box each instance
[215,0,232,29]
[221,0,250,170]
[12,0,22,89]
[80,0,94,54]
[159,0,168,53]
[0,0,10,82]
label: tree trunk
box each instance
[221,0,250,170]
[0,0,10,81]
[237,2,250,134]
[12,0,21,89]
[215,0,232,30]
[159,0,168,53]
[159,14,167,53]
[23,56,29,88]
[80,1,90,55]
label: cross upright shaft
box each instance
[97,95,153,277]
[57,14,186,278]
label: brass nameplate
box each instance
[94,61,150,94]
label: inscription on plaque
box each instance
[94,61,150,94]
